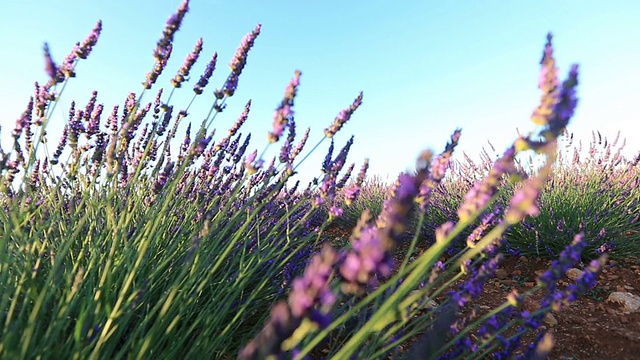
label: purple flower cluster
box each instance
[449,254,502,309]
[221,24,261,97]
[269,70,301,143]
[324,92,363,138]
[239,245,337,360]
[171,37,203,88]
[144,0,189,89]
[344,159,369,206]
[416,129,461,210]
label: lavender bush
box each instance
[0,1,614,359]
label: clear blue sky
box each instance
[1,1,639,185]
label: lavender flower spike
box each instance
[269,70,301,143]
[42,43,60,82]
[193,52,217,94]
[144,0,189,89]
[531,33,559,126]
[344,158,369,206]
[155,0,189,61]
[221,24,262,97]
[324,91,363,138]
[57,20,103,80]
[239,245,337,359]
[171,37,203,88]
[73,20,102,60]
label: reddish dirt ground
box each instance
[323,226,640,359]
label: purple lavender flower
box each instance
[278,119,296,163]
[42,43,61,83]
[548,64,579,135]
[193,52,217,94]
[12,97,34,139]
[336,163,355,189]
[269,70,301,143]
[238,302,301,360]
[466,208,500,248]
[156,105,173,136]
[50,127,68,165]
[449,254,502,308]
[57,20,103,79]
[171,37,203,88]
[289,127,309,162]
[221,24,261,97]
[155,0,189,62]
[74,20,102,60]
[143,44,173,89]
[330,136,354,174]
[504,174,545,225]
[417,129,461,210]
[457,146,517,223]
[230,100,251,137]
[340,223,393,292]
[324,92,363,138]
[537,233,586,292]
[289,244,337,317]
[344,158,369,206]
[531,33,559,126]
[321,139,334,174]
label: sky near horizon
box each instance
[1,1,639,185]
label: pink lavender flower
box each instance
[269,70,301,143]
[328,205,343,219]
[245,150,263,174]
[193,52,217,94]
[324,92,363,138]
[171,37,203,88]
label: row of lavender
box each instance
[0,1,627,358]
[333,131,639,262]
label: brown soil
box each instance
[322,226,640,359]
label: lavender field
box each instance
[1,1,639,359]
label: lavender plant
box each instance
[0,3,612,360]
[240,34,607,360]
[0,1,355,358]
